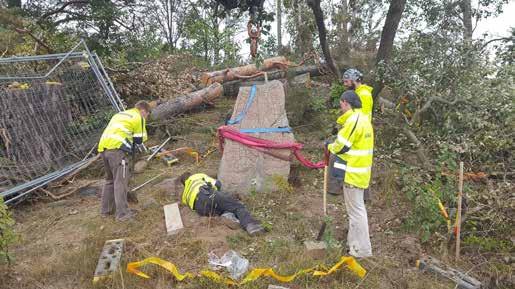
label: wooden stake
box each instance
[455,161,464,262]
[323,166,328,216]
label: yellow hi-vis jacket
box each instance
[97,108,147,153]
[328,109,374,189]
[355,84,373,120]
[182,173,219,210]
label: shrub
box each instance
[0,197,17,264]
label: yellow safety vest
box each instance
[328,109,374,189]
[182,173,218,210]
[98,108,147,152]
[355,84,373,120]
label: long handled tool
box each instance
[455,161,464,262]
[130,172,166,192]
[134,136,172,173]
[316,148,330,241]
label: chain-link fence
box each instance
[0,40,124,204]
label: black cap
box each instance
[340,90,362,108]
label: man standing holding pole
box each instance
[97,101,151,221]
[326,91,374,258]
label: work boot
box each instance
[245,223,265,236]
[221,212,240,230]
[116,210,137,222]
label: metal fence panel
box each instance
[0,40,124,204]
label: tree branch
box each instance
[481,37,511,49]
[13,28,54,53]
[38,0,90,22]
[410,96,469,125]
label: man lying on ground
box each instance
[177,172,265,236]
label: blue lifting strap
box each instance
[226,84,292,134]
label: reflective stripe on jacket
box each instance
[328,109,374,189]
[182,173,219,210]
[98,108,147,152]
[355,84,373,120]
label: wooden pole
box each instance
[455,161,464,262]
[323,166,328,216]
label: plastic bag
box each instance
[208,250,249,280]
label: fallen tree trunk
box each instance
[200,56,288,85]
[151,83,223,121]
[222,64,329,97]
[151,63,330,120]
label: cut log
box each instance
[151,83,223,121]
[222,64,329,97]
[200,56,288,85]
[150,64,329,121]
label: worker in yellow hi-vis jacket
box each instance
[97,101,151,221]
[178,172,265,236]
[342,68,373,121]
[326,91,374,258]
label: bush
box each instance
[400,149,460,242]
[0,198,17,264]
[329,82,345,108]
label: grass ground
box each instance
[0,97,477,289]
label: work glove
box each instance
[324,139,332,150]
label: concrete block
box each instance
[93,239,124,283]
[164,202,183,235]
[304,240,327,259]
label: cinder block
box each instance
[304,240,327,259]
[164,202,184,235]
[93,239,124,283]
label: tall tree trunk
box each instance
[168,0,174,50]
[372,0,406,101]
[277,0,282,52]
[306,0,340,79]
[341,0,350,59]
[459,0,473,42]
[7,0,21,8]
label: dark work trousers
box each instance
[328,154,344,195]
[101,149,130,219]
[193,188,258,229]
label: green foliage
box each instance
[0,197,17,264]
[260,34,277,58]
[463,235,513,253]
[182,2,241,66]
[329,82,345,108]
[272,175,293,195]
[321,216,339,249]
[309,94,326,112]
[383,31,514,169]
[400,149,459,242]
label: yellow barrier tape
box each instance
[127,255,366,285]
[313,256,366,278]
[127,257,194,280]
